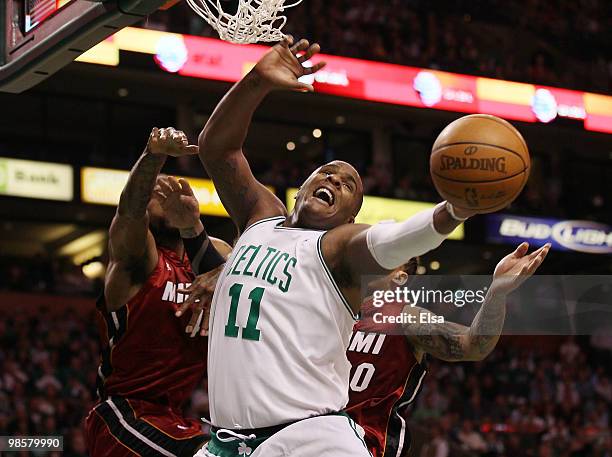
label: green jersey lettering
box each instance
[279,257,297,293]
[242,245,261,277]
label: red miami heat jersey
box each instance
[346,298,427,457]
[95,246,206,409]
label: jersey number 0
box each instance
[224,283,264,341]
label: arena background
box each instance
[1,1,611,456]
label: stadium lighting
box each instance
[430,261,440,270]
[313,128,322,138]
[286,141,296,151]
[82,261,105,279]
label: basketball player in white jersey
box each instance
[194,37,481,457]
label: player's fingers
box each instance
[183,144,200,155]
[189,310,204,338]
[167,176,182,192]
[149,128,160,147]
[294,82,314,92]
[153,189,167,202]
[158,179,174,196]
[200,308,210,337]
[177,284,195,294]
[159,128,169,142]
[512,242,529,258]
[173,129,187,142]
[280,35,294,48]
[178,178,195,196]
[302,61,326,75]
[186,306,203,335]
[175,296,198,317]
[527,250,548,274]
[527,243,549,260]
[298,43,321,63]
[290,39,309,55]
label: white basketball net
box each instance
[185,0,303,44]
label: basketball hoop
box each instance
[185,0,303,44]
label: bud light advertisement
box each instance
[486,214,612,254]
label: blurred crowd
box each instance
[413,337,612,457]
[146,0,612,93]
[0,255,97,297]
[2,300,611,457]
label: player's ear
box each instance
[347,215,355,224]
[392,271,408,286]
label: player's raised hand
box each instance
[147,127,199,157]
[491,242,551,295]
[153,177,201,230]
[175,264,224,337]
[252,36,327,92]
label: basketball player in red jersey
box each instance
[345,241,549,457]
[85,127,230,457]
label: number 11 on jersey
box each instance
[225,283,265,341]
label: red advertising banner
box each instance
[77,28,612,134]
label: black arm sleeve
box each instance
[183,230,226,275]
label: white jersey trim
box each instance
[242,216,286,236]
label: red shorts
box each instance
[85,397,206,457]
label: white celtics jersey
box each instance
[207,216,358,429]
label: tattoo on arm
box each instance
[118,150,166,218]
[403,307,470,361]
[466,289,507,357]
[404,288,506,362]
[207,155,261,229]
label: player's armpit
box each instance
[321,223,388,314]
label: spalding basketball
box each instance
[430,114,530,213]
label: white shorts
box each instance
[251,414,372,457]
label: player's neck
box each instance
[283,212,299,228]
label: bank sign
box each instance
[0,157,73,201]
[486,214,612,254]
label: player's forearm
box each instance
[198,71,270,159]
[365,203,452,270]
[465,286,507,360]
[181,222,226,275]
[118,148,166,218]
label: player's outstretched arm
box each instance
[403,242,550,361]
[322,201,476,313]
[105,128,198,311]
[198,36,326,232]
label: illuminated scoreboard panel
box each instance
[3,0,97,65]
[24,0,76,33]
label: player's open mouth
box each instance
[314,187,335,206]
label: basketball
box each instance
[430,114,530,213]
